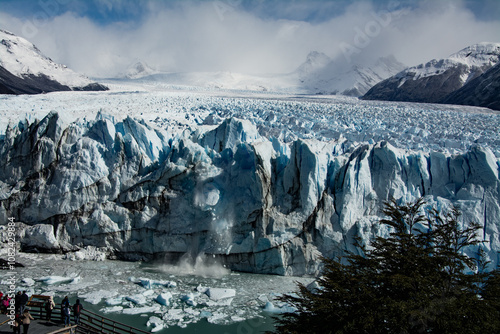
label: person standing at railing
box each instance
[72,299,83,325]
[61,296,71,327]
[20,308,34,334]
[44,296,55,321]
[14,292,21,314]
[19,292,28,315]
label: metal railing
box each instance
[47,325,78,334]
[77,309,151,334]
[27,295,152,334]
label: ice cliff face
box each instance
[1,112,499,275]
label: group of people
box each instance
[0,291,84,333]
[59,296,84,327]
[0,291,34,334]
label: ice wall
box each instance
[1,112,499,275]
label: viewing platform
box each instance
[0,295,150,334]
[0,314,75,334]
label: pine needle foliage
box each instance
[270,198,500,334]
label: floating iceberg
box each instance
[36,276,79,285]
[156,292,172,306]
[205,288,236,301]
[122,305,161,315]
[125,294,148,305]
[147,316,165,332]
[263,301,297,314]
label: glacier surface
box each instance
[0,84,499,275]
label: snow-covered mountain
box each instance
[294,51,333,77]
[363,42,500,104]
[294,52,406,96]
[117,51,404,96]
[1,88,498,276]
[122,61,159,79]
[129,71,286,92]
[0,29,108,94]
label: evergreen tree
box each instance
[270,198,500,334]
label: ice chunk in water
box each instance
[156,292,172,306]
[36,276,78,285]
[147,316,165,332]
[22,278,35,286]
[180,292,197,306]
[200,310,212,318]
[100,306,123,313]
[105,297,124,306]
[206,287,236,301]
[80,290,118,305]
[125,294,147,305]
[263,301,297,314]
[122,305,161,315]
[139,278,177,289]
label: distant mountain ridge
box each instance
[0,29,108,94]
[362,42,500,110]
[117,52,405,97]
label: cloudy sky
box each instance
[1,0,499,77]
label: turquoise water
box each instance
[84,301,277,334]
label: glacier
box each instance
[1,87,500,275]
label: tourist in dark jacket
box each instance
[72,299,83,324]
[19,291,29,315]
[61,296,70,326]
[14,292,21,314]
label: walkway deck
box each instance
[0,294,151,334]
[0,314,72,334]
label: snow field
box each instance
[1,82,499,159]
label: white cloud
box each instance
[1,0,499,78]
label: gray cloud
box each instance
[1,0,499,78]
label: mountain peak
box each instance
[305,51,331,64]
[296,51,332,76]
[124,61,158,79]
[363,42,500,107]
[451,42,500,57]
[0,29,108,94]
[295,52,405,96]
[448,42,500,67]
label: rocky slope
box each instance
[442,62,500,111]
[362,43,500,104]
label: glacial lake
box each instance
[1,252,314,333]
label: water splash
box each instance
[155,253,230,279]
